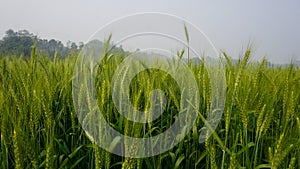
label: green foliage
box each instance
[0,47,299,169]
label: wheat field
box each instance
[0,47,300,169]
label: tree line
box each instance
[0,29,83,59]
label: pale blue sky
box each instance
[0,0,299,63]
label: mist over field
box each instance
[0,0,299,63]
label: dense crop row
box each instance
[0,48,299,168]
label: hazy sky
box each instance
[0,0,299,63]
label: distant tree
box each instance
[71,42,78,50]
[5,29,15,38]
[0,29,128,59]
[0,29,34,57]
[78,42,84,50]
